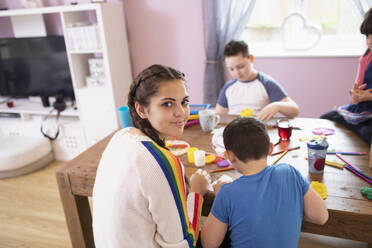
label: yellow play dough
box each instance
[240,108,253,117]
[310,181,328,199]
[205,155,215,164]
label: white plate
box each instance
[166,140,190,156]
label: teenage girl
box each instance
[92,64,210,247]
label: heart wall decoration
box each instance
[281,12,322,51]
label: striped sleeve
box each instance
[187,192,203,240]
[142,141,203,247]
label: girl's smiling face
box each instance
[137,79,190,139]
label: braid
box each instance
[127,64,186,149]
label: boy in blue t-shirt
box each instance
[201,117,328,248]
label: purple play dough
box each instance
[217,160,230,168]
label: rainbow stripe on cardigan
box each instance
[142,141,203,247]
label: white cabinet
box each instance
[0,3,132,160]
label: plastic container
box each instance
[187,147,198,164]
[277,118,292,141]
[307,138,329,174]
[189,104,211,115]
[194,150,206,167]
[117,106,133,128]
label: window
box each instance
[241,0,366,57]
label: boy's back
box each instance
[201,117,328,248]
[211,163,309,248]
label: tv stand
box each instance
[0,3,133,160]
[0,98,79,118]
[0,112,20,118]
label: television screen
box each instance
[0,36,74,99]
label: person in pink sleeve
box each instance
[321,8,372,144]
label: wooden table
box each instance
[57,117,372,248]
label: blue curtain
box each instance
[202,0,256,105]
[353,0,372,16]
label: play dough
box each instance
[205,155,215,164]
[310,181,328,199]
[312,127,335,136]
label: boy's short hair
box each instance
[223,117,270,162]
[224,40,249,58]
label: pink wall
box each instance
[122,0,359,118]
[254,57,359,118]
[0,0,360,118]
[122,0,205,104]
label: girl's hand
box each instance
[349,82,372,103]
[351,82,367,91]
[350,87,372,104]
[358,89,372,102]
[190,169,211,196]
[350,82,365,104]
[350,89,362,104]
[357,83,368,90]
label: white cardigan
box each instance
[92,128,203,247]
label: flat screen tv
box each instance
[0,36,74,99]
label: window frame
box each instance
[240,0,366,57]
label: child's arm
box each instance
[215,103,229,114]
[349,82,362,104]
[303,187,329,225]
[350,88,372,104]
[257,96,299,122]
[349,82,372,104]
[201,213,228,248]
[189,170,211,196]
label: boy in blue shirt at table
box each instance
[201,117,328,248]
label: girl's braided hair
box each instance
[128,64,186,148]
